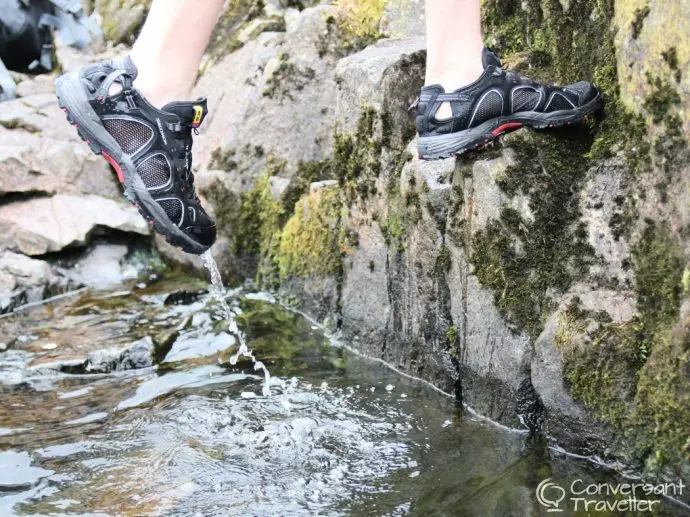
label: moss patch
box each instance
[277,187,344,279]
[332,0,387,49]
[469,130,596,339]
[559,223,688,470]
[207,0,267,60]
[263,52,316,100]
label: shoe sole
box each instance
[417,92,603,160]
[55,72,211,255]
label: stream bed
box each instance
[0,275,686,516]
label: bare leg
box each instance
[130,0,225,108]
[425,0,484,118]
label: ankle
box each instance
[129,56,190,109]
[425,67,484,92]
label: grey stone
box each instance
[309,179,337,192]
[269,176,291,199]
[0,95,119,198]
[0,194,149,256]
[380,0,425,39]
[86,337,154,373]
[0,252,56,313]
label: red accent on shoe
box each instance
[102,152,125,184]
[491,122,523,136]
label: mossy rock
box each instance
[96,0,152,45]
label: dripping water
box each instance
[201,250,271,396]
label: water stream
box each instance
[0,271,687,516]
[201,251,271,396]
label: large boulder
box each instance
[0,95,119,198]
[0,194,149,256]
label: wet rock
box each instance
[164,290,208,306]
[162,331,236,364]
[0,194,149,256]
[0,252,56,314]
[86,336,154,373]
[0,451,53,491]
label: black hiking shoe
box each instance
[414,48,603,160]
[55,56,216,254]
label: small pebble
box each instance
[385,384,395,391]
[136,282,147,289]
[409,471,420,478]
[400,394,408,398]
[0,343,6,351]
[442,419,452,428]
[42,343,57,350]
[240,392,256,399]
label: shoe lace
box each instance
[173,125,201,204]
[82,67,134,104]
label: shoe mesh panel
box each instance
[157,198,183,226]
[103,118,154,155]
[137,154,171,190]
[512,88,539,112]
[472,91,502,126]
[545,93,573,112]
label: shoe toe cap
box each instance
[566,80,599,105]
[187,223,217,250]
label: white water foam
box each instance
[201,251,272,396]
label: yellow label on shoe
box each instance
[192,105,204,127]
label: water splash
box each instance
[201,251,272,396]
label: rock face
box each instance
[161,0,690,486]
[0,47,154,311]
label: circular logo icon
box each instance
[536,478,566,512]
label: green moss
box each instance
[564,320,643,427]
[263,52,316,100]
[208,147,238,171]
[469,131,595,339]
[630,5,650,40]
[281,160,332,218]
[235,173,282,250]
[631,222,684,329]
[643,74,681,124]
[199,179,239,243]
[333,106,381,203]
[559,222,688,470]
[277,187,344,279]
[661,47,682,83]
[319,0,386,55]
[207,0,266,60]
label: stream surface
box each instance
[0,275,687,516]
